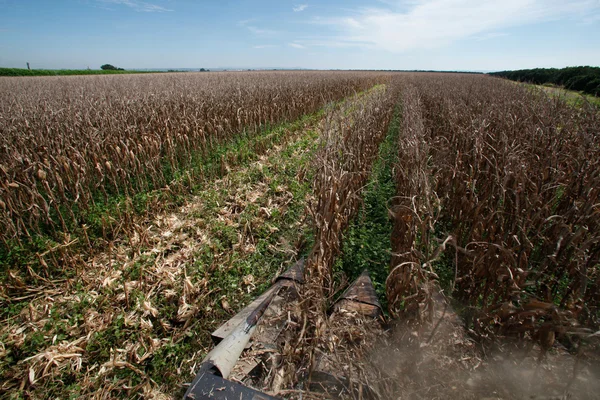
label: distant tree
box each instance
[585,78,600,96]
[566,75,592,92]
[101,64,119,70]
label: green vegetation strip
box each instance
[335,101,401,307]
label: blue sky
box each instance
[0,0,599,71]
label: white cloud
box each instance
[238,19,257,27]
[100,0,172,12]
[292,38,370,48]
[311,0,600,52]
[254,45,279,49]
[474,32,510,41]
[293,4,308,12]
[240,19,278,36]
[247,26,278,36]
[289,43,307,49]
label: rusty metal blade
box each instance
[211,259,305,343]
[334,270,383,318]
[275,258,305,284]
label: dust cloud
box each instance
[364,302,600,400]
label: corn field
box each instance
[0,71,386,245]
[1,71,600,398]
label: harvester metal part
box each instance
[183,362,279,400]
[333,270,383,319]
[275,258,305,284]
[211,259,305,343]
[202,287,280,379]
[183,260,305,399]
[308,270,383,399]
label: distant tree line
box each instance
[490,66,600,96]
[0,68,164,77]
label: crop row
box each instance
[389,74,600,339]
[306,84,398,292]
